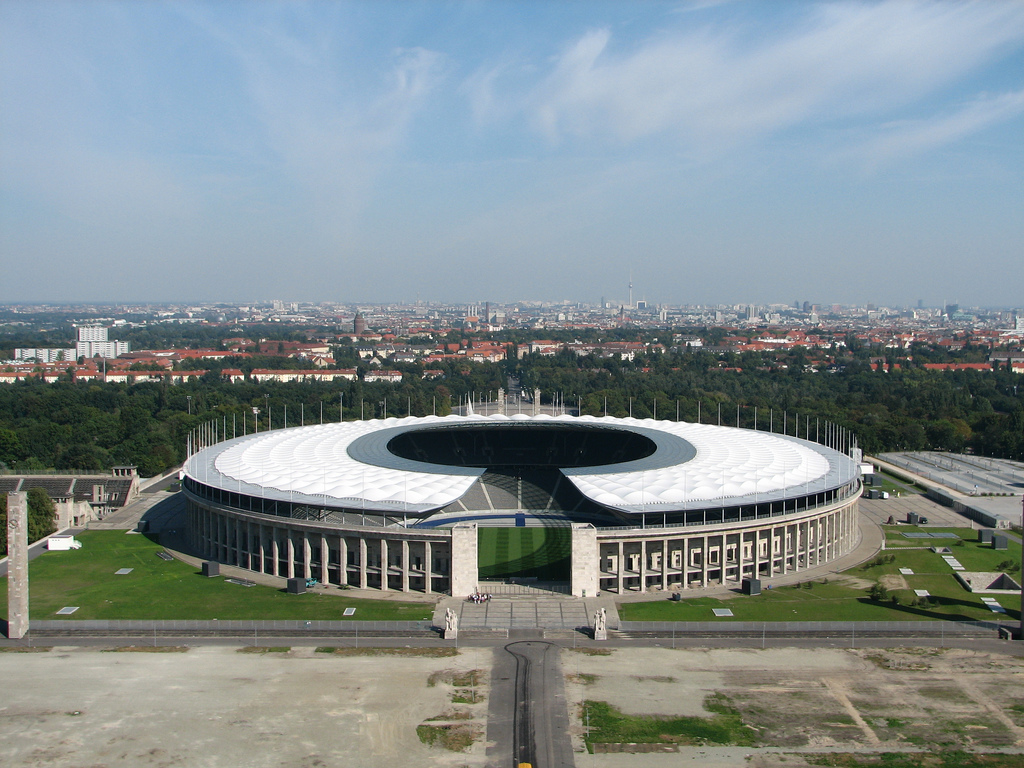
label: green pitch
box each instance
[477,526,571,581]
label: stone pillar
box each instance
[359,538,368,589]
[424,540,433,594]
[6,492,29,640]
[639,540,648,591]
[338,537,348,586]
[380,539,389,591]
[286,533,295,578]
[701,535,709,587]
[303,533,312,580]
[401,540,410,592]
[533,387,541,416]
[320,534,330,586]
[449,524,478,597]
[661,539,669,591]
[271,530,280,577]
[257,525,266,574]
[570,524,598,597]
[616,541,624,594]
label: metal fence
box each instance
[31,619,435,633]
[619,619,1005,636]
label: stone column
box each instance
[338,537,348,586]
[401,540,410,592]
[380,539,389,591]
[6,492,29,640]
[449,524,479,597]
[701,535,709,587]
[320,534,330,586]
[359,538,368,589]
[570,524,598,597]
[257,525,266,574]
[271,530,280,577]
[616,540,624,594]
[424,541,433,594]
[303,533,312,580]
[661,539,669,591]
[286,533,295,578]
[639,540,647,592]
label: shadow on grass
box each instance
[860,595,1020,623]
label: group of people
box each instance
[467,592,493,603]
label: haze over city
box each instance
[2,0,1023,306]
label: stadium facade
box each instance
[182,414,862,596]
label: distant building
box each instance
[75,326,129,360]
[13,348,76,363]
[353,313,367,335]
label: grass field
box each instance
[0,531,431,621]
[477,526,570,580]
[619,526,1021,623]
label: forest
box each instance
[0,345,1021,477]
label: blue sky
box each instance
[2,1,1022,307]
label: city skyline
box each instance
[2,1,1023,306]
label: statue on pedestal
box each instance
[443,607,459,640]
[593,607,607,641]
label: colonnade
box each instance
[187,501,453,594]
[186,493,858,597]
[595,498,858,593]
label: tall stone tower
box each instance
[353,313,366,335]
[6,491,29,640]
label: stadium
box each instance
[182,414,863,597]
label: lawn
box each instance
[619,526,1021,624]
[0,531,432,621]
[477,526,570,580]
[582,694,754,751]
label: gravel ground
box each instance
[0,645,491,768]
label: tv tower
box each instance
[628,270,633,309]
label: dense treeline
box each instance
[0,487,57,554]
[0,349,1021,476]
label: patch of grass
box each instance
[582,694,755,752]
[0,531,431,622]
[0,646,52,653]
[100,645,189,653]
[632,675,677,683]
[416,723,477,751]
[237,646,290,654]
[568,672,599,685]
[569,647,614,656]
[619,535,1022,624]
[428,669,483,687]
[313,646,458,657]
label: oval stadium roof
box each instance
[182,414,857,515]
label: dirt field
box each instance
[4,644,1024,768]
[568,646,1024,767]
[0,646,492,768]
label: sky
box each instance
[1,0,1023,308]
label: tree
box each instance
[27,487,56,542]
[0,488,56,556]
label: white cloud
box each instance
[518,1,1024,153]
[857,89,1024,168]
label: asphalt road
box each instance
[488,639,576,768]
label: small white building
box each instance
[47,535,83,551]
